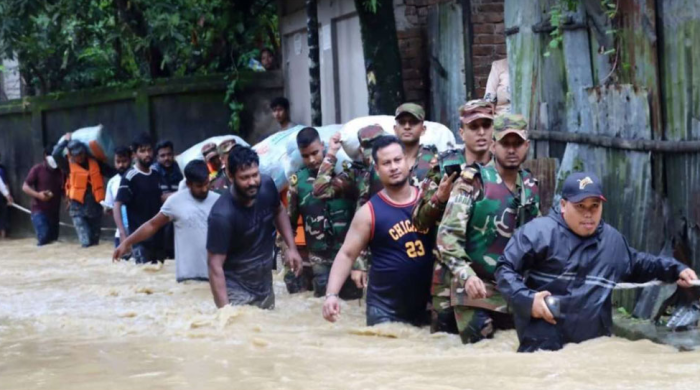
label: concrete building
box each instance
[278,0,506,127]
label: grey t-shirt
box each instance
[160,189,220,282]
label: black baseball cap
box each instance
[561,172,607,203]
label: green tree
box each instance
[0,0,278,130]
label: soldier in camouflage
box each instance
[413,99,496,233]
[314,104,438,286]
[435,114,541,344]
[392,103,439,187]
[285,127,363,299]
[411,99,496,334]
[312,125,385,286]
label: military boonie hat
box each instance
[201,142,218,161]
[218,139,236,155]
[493,114,528,141]
[459,99,494,125]
[395,103,425,121]
[357,125,386,147]
[561,172,607,203]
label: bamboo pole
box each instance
[529,130,700,153]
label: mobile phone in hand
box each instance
[444,164,462,178]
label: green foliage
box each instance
[363,0,379,13]
[544,0,617,58]
[0,0,278,133]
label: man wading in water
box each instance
[323,136,433,326]
[207,145,303,309]
[496,172,698,352]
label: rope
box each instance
[10,203,117,232]
[614,280,700,289]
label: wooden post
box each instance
[354,0,405,115]
[306,0,322,126]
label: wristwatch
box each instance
[324,293,339,300]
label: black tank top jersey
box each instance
[366,189,434,323]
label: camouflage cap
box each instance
[395,103,425,121]
[217,139,236,155]
[459,99,494,125]
[493,114,528,141]
[357,125,386,147]
[201,142,218,161]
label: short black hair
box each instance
[227,145,260,175]
[296,127,320,149]
[43,144,54,156]
[131,133,154,152]
[261,47,274,57]
[184,160,209,184]
[371,135,405,163]
[155,140,174,154]
[114,146,132,158]
[270,97,289,111]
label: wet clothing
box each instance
[434,164,540,341]
[207,175,279,308]
[160,189,220,282]
[117,167,164,263]
[0,192,8,232]
[496,210,689,352]
[365,189,433,326]
[25,162,64,245]
[288,165,360,298]
[52,140,110,246]
[31,212,59,246]
[72,212,102,247]
[454,306,514,344]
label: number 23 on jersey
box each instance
[405,240,425,258]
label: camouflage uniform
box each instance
[411,100,495,334]
[394,103,439,187]
[313,125,386,272]
[435,114,541,343]
[286,166,363,299]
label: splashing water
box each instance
[0,239,698,390]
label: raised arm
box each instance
[52,134,71,172]
[322,203,372,322]
[412,170,457,231]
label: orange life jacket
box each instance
[66,158,106,204]
[279,189,306,247]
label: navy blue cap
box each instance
[561,172,607,203]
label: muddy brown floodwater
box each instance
[1,239,699,390]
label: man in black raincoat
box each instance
[495,172,698,352]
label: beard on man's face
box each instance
[138,156,153,167]
[234,180,261,200]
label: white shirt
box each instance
[0,175,9,198]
